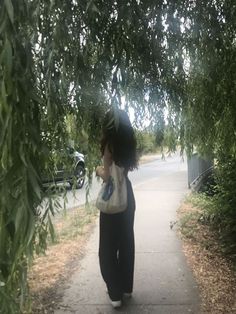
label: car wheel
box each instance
[71,164,85,189]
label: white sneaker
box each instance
[110,300,122,308]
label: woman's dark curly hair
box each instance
[101,109,137,171]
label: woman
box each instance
[96,109,137,308]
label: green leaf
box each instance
[5,39,12,75]
[27,165,41,201]
[48,214,55,243]
[86,0,94,12]
[4,0,14,24]
[92,4,100,14]
[0,80,7,107]
[19,144,27,167]
[0,16,7,34]
[29,91,43,104]
[49,0,55,11]
[1,144,8,170]
[26,212,35,246]
[14,206,25,234]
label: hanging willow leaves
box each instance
[4,0,14,25]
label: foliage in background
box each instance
[180,190,236,261]
[1,0,236,312]
[65,114,89,154]
[135,130,157,155]
[135,126,178,156]
[211,153,236,254]
[178,0,236,255]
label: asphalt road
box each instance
[57,152,187,211]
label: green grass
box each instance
[49,203,98,244]
[179,210,202,240]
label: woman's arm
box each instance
[96,145,112,182]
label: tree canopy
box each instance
[1,0,236,312]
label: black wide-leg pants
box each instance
[99,178,135,301]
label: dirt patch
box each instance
[28,206,98,313]
[178,201,236,314]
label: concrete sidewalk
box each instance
[55,169,200,313]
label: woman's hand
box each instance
[96,165,110,182]
[96,166,104,177]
